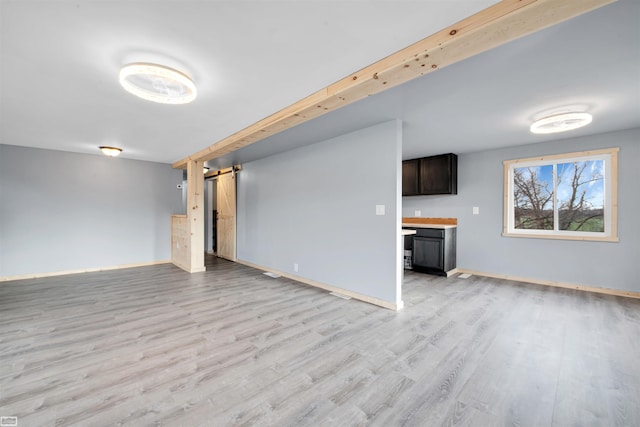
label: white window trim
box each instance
[503,147,619,242]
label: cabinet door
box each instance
[419,154,457,195]
[402,159,420,196]
[412,237,444,270]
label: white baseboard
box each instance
[456,268,640,300]
[236,259,403,311]
[1,260,172,282]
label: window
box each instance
[503,148,618,241]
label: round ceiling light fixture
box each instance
[119,63,197,104]
[99,146,123,157]
[530,112,592,134]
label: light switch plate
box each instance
[473,206,479,215]
[376,205,385,216]
[415,210,421,217]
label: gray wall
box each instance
[0,144,184,277]
[403,128,639,292]
[237,120,403,305]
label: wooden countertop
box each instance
[402,217,457,229]
[403,223,457,229]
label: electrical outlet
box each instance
[294,263,299,272]
[376,205,385,216]
[473,206,480,215]
[415,210,421,217]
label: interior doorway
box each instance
[205,179,217,255]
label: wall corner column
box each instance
[186,159,206,273]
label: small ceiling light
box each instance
[203,167,210,174]
[530,112,592,134]
[119,63,197,104]
[99,146,123,157]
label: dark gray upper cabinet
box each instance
[403,153,457,196]
[402,159,420,196]
[419,153,457,195]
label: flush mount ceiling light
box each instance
[119,63,197,104]
[99,146,123,157]
[530,112,592,134]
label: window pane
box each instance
[556,160,604,232]
[513,165,554,230]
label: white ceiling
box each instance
[1,1,638,168]
[211,0,640,168]
[0,0,498,164]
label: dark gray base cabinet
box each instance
[410,227,456,276]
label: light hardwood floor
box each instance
[1,258,638,426]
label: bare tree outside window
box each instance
[513,161,605,232]
[557,161,604,232]
[513,165,554,230]
[504,148,617,241]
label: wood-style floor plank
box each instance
[1,258,638,426]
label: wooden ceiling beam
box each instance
[173,0,615,169]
